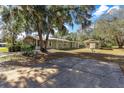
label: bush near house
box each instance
[9,45,21,52]
[21,44,35,51]
[21,44,35,57]
[8,41,35,52]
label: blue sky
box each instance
[67,5,120,32]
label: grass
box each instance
[0,54,24,62]
[0,53,46,65]
[0,47,9,52]
[48,48,124,63]
[49,48,124,56]
[0,48,124,73]
[0,48,124,63]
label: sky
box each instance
[67,5,120,32]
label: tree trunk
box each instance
[36,22,45,52]
[11,31,16,52]
[12,32,15,46]
[115,35,123,48]
[44,29,50,51]
[118,45,123,48]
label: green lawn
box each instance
[48,48,124,63]
[0,47,9,52]
[0,56,12,62]
[0,48,124,63]
[49,48,124,56]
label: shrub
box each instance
[79,44,85,48]
[21,44,32,51]
[22,50,35,57]
[9,45,21,52]
[21,44,35,57]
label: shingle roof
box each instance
[84,39,100,43]
[25,35,78,42]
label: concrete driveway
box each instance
[0,57,124,88]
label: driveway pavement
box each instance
[0,57,124,88]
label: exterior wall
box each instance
[24,36,80,49]
[47,40,59,49]
[71,42,77,48]
[65,42,70,49]
[47,40,78,49]
[85,42,101,49]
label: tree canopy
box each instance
[94,9,124,48]
[0,5,95,52]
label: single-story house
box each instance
[23,36,81,49]
[84,39,101,49]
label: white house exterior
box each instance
[23,36,81,49]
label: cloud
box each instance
[107,5,120,13]
[93,5,109,16]
[91,5,120,22]
[64,24,70,30]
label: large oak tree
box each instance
[1,5,95,52]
